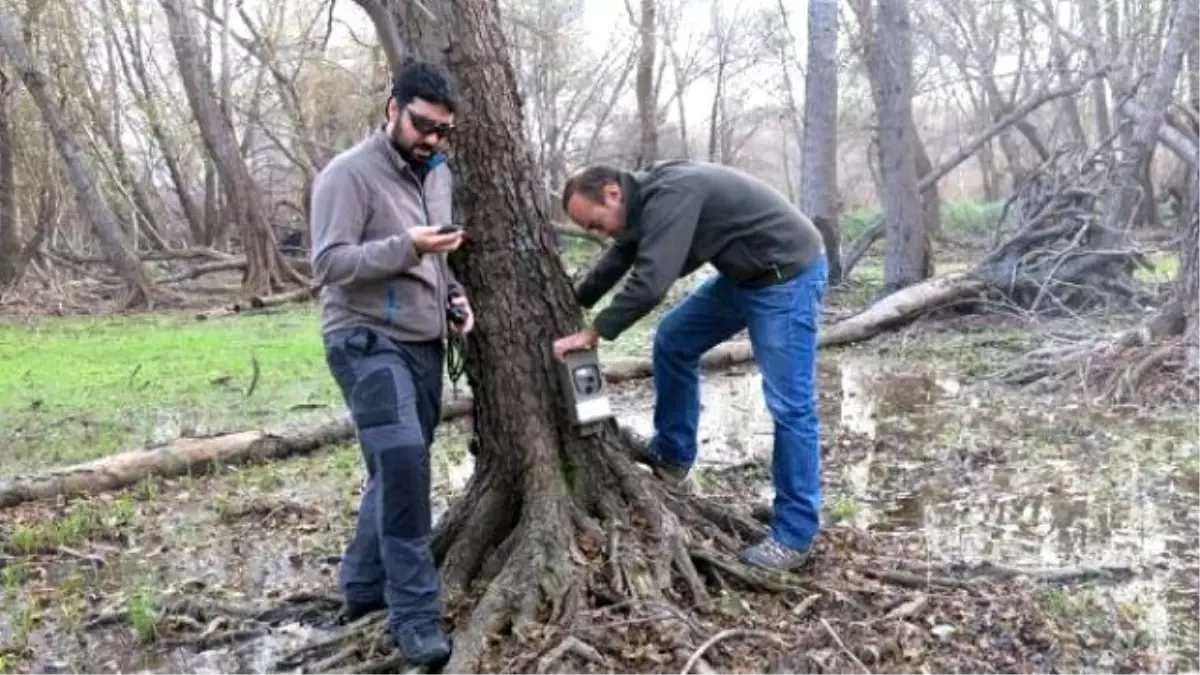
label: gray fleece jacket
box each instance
[309,127,463,343]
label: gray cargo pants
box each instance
[323,326,444,633]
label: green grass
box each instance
[840,199,1004,242]
[0,264,668,474]
[1135,250,1180,285]
[0,220,1014,476]
[0,306,339,473]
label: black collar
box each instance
[616,171,644,244]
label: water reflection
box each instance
[611,355,1197,666]
[610,367,774,469]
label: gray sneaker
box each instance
[617,425,691,485]
[739,537,812,571]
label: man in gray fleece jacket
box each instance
[308,60,469,667]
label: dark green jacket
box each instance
[576,160,824,340]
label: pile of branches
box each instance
[993,141,1200,401]
[974,135,1154,317]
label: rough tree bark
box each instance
[632,0,658,167]
[799,0,843,284]
[1100,0,1196,267]
[320,0,780,672]
[0,9,153,305]
[872,0,930,293]
[159,0,305,297]
[0,67,16,287]
[1188,6,1200,132]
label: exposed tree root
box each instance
[204,423,784,674]
[121,430,1155,675]
[84,588,343,644]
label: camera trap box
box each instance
[557,348,614,426]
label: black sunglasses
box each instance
[406,107,455,139]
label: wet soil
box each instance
[1,348,1196,674]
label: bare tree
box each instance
[869,0,930,292]
[0,8,153,305]
[798,0,843,283]
[159,0,305,297]
[628,0,659,166]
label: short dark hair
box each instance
[391,58,456,113]
[561,164,621,212]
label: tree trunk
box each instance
[0,69,16,287]
[159,0,304,296]
[977,135,1000,200]
[1188,4,1200,133]
[634,0,658,167]
[910,118,941,249]
[872,0,928,293]
[799,0,842,284]
[1174,215,1199,340]
[1102,0,1196,244]
[1079,0,1113,141]
[343,1,775,672]
[0,9,153,305]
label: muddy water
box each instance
[6,356,1196,673]
[617,356,1199,668]
[366,357,1200,667]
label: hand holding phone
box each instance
[412,224,465,254]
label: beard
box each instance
[388,128,434,167]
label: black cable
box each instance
[446,331,467,399]
[445,297,469,399]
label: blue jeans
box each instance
[324,327,444,634]
[652,255,828,551]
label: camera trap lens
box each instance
[571,366,602,395]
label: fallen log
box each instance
[819,273,987,346]
[0,280,973,510]
[0,414,356,510]
[194,285,319,320]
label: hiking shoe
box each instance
[739,537,812,571]
[394,621,451,667]
[618,425,691,485]
[336,598,386,624]
[648,459,690,485]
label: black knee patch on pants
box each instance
[376,444,432,539]
[351,368,400,429]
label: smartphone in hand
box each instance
[437,224,464,235]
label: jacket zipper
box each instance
[413,169,446,340]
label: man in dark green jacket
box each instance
[553,160,828,571]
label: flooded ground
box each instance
[2,348,1197,673]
